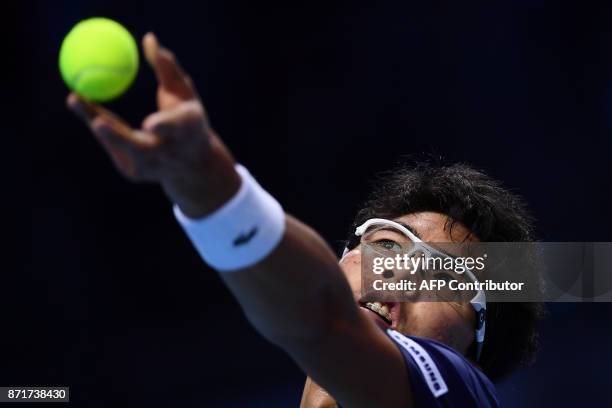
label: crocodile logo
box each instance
[233,226,258,246]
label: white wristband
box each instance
[173,164,286,271]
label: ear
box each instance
[339,247,361,264]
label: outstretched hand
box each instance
[67,33,240,218]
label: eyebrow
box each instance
[396,222,422,239]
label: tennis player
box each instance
[67,33,542,407]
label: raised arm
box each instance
[68,33,412,408]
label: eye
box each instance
[434,271,454,283]
[373,239,402,253]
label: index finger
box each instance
[67,93,131,136]
[66,93,158,149]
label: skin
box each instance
[67,34,478,408]
[343,212,477,352]
[301,212,477,407]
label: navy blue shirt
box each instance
[385,329,499,407]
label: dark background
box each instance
[12,0,612,406]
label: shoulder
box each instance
[386,329,500,407]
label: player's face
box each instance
[340,211,478,357]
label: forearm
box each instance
[169,143,360,345]
[215,213,411,408]
[219,215,360,346]
[163,133,241,219]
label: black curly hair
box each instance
[347,160,545,382]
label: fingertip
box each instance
[67,93,98,123]
[66,92,87,111]
[143,31,158,44]
[66,92,78,107]
[143,32,159,66]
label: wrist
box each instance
[173,163,286,271]
[162,136,241,219]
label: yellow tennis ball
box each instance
[59,17,139,102]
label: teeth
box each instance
[380,304,390,315]
[365,302,392,322]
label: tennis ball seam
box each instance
[71,65,135,89]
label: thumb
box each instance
[143,32,198,103]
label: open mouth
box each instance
[361,301,393,325]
